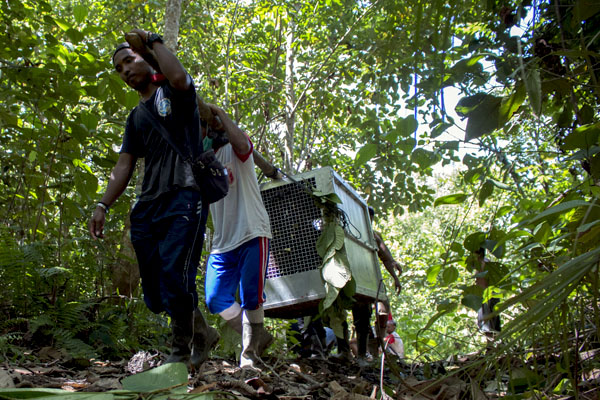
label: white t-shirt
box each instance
[209,141,272,254]
[385,331,404,358]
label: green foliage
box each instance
[0,2,598,390]
[0,363,224,398]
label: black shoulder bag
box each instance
[137,101,229,204]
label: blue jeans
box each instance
[130,189,207,318]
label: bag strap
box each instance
[136,100,196,163]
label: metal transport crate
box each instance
[260,167,387,318]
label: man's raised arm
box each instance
[127,29,190,91]
[207,104,251,155]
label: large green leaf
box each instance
[478,179,494,206]
[354,143,378,166]
[442,266,459,285]
[73,5,88,24]
[498,83,526,125]
[464,95,502,141]
[426,264,441,284]
[434,193,467,206]
[561,122,600,151]
[524,200,597,226]
[121,362,188,393]
[316,223,336,258]
[321,284,340,311]
[461,294,483,311]
[0,390,115,399]
[321,251,351,289]
[333,224,345,250]
[411,148,439,169]
[464,231,486,252]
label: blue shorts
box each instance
[205,237,270,314]
[130,189,208,318]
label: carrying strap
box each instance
[136,100,198,163]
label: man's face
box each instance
[386,322,395,334]
[113,48,152,91]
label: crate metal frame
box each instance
[260,167,387,318]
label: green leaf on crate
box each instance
[316,223,336,258]
[321,251,351,289]
[322,193,342,204]
[321,284,340,310]
[333,225,345,250]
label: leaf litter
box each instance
[1,345,600,399]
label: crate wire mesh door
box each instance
[261,178,322,279]
[260,167,384,318]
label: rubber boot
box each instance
[226,313,243,335]
[227,312,274,357]
[240,322,265,370]
[332,323,352,362]
[355,328,371,367]
[190,308,220,368]
[165,313,193,365]
[256,325,275,357]
[309,333,326,359]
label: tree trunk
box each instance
[283,16,297,173]
[163,0,183,51]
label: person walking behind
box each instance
[202,104,274,372]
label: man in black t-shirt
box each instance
[88,29,218,369]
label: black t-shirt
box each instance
[121,79,202,201]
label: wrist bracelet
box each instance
[97,202,109,213]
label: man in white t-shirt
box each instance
[384,320,404,358]
[203,104,274,371]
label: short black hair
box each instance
[112,42,130,65]
[368,206,375,218]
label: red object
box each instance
[151,73,166,83]
[385,334,395,344]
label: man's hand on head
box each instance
[125,29,150,51]
[124,29,162,74]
